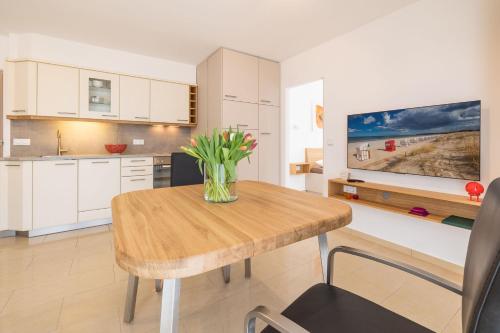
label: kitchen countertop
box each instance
[0,153,172,161]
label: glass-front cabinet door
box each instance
[79,70,119,119]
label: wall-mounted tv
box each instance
[347,100,481,181]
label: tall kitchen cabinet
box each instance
[197,48,280,184]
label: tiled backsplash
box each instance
[10,120,191,156]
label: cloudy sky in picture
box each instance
[348,100,480,139]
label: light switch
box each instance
[133,139,144,145]
[13,138,31,146]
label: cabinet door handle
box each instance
[57,112,77,115]
[11,109,26,113]
[130,159,146,162]
[260,132,272,135]
[260,99,271,103]
[5,164,20,167]
[102,114,117,118]
[55,162,76,166]
[177,119,188,122]
[237,124,248,127]
[92,161,110,164]
[131,169,146,172]
[224,95,237,99]
[130,178,146,182]
[134,116,149,120]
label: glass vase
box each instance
[204,163,238,203]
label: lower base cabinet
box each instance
[78,159,120,222]
[33,160,78,229]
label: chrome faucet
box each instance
[56,130,68,156]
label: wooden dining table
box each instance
[112,181,352,333]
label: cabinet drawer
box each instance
[121,157,153,167]
[222,100,258,130]
[121,175,153,194]
[121,166,153,177]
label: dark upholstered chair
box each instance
[170,152,204,187]
[245,178,500,333]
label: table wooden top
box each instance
[112,181,352,279]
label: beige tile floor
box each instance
[0,225,463,333]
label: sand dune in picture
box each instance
[348,131,480,180]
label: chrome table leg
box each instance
[155,279,163,292]
[160,278,181,333]
[318,233,329,283]
[124,274,139,323]
[222,265,231,283]
[245,258,252,279]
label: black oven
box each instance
[153,156,171,188]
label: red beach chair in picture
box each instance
[385,139,396,152]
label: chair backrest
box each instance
[170,152,203,187]
[462,178,500,332]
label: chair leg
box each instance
[222,265,231,283]
[123,274,139,323]
[155,279,163,292]
[245,258,252,279]
[318,233,329,283]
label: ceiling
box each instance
[0,0,419,64]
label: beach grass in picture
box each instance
[347,100,480,180]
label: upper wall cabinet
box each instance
[80,70,119,120]
[119,76,150,121]
[258,59,280,106]
[37,63,79,118]
[5,61,37,115]
[150,80,189,124]
[222,49,259,104]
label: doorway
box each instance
[285,79,324,193]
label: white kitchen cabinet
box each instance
[236,129,259,181]
[222,49,258,104]
[222,100,258,130]
[80,70,120,120]
[0,161,33,231]
[120,76,150,121]
[121,175,153,193]
[258,59,280,106]
[5,61,37,115]
[37,63,79,118]
[78,159,120,222]
[33,160,78,229]
[150,80,190,124]
[259,105,280,185]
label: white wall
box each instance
[286,80,323,190]
[281,0,499,265]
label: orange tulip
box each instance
[190,138,197,147]
[240,146,248,151]
[223,131,229,141]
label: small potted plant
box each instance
[181,128,257,203]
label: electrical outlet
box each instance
[13,138,31,146]
[133,139,144,145]
[343,185,357,194]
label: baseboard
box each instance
[16,219,112,238]
[341,227,464,276]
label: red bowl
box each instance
[105,144,127,154]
